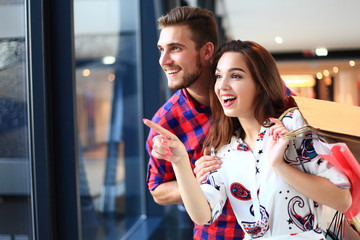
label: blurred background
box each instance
[0,0,359,239]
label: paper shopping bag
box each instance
[291,96,360,163]
[284,96,360,220]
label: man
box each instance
[146,6,244,239]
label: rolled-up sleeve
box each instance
[283,109,350,189]
[200,171,227,224]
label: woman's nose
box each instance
[219,77,230,89]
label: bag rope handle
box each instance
[277,107,316,140]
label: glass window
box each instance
[0,0,33,239]
[74,0,144,239]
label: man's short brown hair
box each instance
[158,6,218,50]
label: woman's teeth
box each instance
[222,96,236,103]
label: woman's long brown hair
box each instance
[203,40,288,151]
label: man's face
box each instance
[157,25,203,90]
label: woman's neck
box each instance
[239,117,262,152]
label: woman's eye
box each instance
[215,74,222,79]
[232,74,242,79]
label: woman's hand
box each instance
[266,118,352,213]
[143,119,188,163]
[267,118,290,169]
[144,118,213,224]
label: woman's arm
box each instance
[273,161,352,212]
[267,118,352,213]
[172,156,213,225]
[143,119,212,225]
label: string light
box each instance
[323,70,329,77]
[316,72,323,79]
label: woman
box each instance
[143,40,352,239]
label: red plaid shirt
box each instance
[146,89,244,239]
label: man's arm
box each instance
[150,180,183,205]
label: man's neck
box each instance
[186,75,211,106]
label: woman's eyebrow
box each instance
[229,67,245,73]
[216,67,245,73]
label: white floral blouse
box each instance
[201,109,350,240]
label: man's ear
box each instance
[200,42,214,61]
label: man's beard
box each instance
[169,55,203,90]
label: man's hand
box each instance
[194,148,222,183]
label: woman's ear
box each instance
[201,42,214,61]
[256,84,264,95]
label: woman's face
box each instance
[214,52,258,119]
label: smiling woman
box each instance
[145,39,352,240]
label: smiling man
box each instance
[145,6,245,240]
[158,25,204,90]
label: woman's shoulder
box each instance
[216,133,241,156]
[281,108,307,131]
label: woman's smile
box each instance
[221,94,237,107]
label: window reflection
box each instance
[74,0,142,239]
[0,1,33,239]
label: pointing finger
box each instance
[143,118,175,140]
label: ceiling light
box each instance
[281,75,315,87]
[323,70,329,77]
[315,48,328,56]
[103,56,116,65]
[274,36,283,44]
[349,60,356,67]
[316,72,323,79]
[333,66,339,73]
